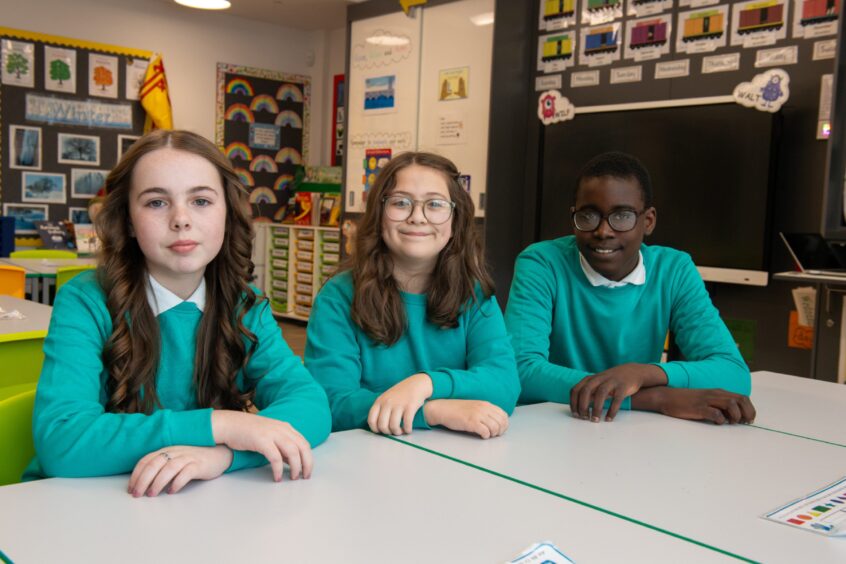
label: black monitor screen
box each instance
[540,103,777,271]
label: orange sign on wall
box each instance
[788,310,813,350]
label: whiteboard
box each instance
[346,0,494,217]
[346,11,422,212]
[417,0,494,218]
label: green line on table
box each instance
[384,434,758,564]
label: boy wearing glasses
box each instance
[504,152,754,424]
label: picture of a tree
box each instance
[62,138,97,161]
[93,65,113,91]
[50,59,71,85]
[456,77,467,98]
[440,79,451,100]
[6,52,28,79]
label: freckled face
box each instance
[573,175,655,281]
[128,148,227,291]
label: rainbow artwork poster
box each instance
[763,475,846,536]
[219,65,307,223]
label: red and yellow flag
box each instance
[140,54,173,132]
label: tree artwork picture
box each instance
[6,52,28,79]
[93,65,113,91]
[50,59,71,85]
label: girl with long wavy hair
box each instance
[305,152,519,438]
[26,130,330,495]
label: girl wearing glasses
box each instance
[505,152,754,425]
[305,152,520,438]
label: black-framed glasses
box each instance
[571,207,646,232]
[383,195,455,225]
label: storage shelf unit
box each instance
[263,224,340,321]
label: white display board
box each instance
[417,0,494,217]
[347,10,422,212]
[346,0,494,217]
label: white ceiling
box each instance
[176,0,364,31]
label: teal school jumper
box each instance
[504,236,751,406]
[25,271,330,479]
[304,271,520,431]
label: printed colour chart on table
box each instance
[764,476,846,536]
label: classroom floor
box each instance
[278,319,307,359]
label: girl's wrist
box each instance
[211,410,235,445]
[411,372,434,399]
[422,401,441,426]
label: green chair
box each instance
[0,331,46,388]
[10,250,77,259]
[0,382,37,402]
[0,385,36,486]
[56,265,97,293]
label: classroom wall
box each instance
[486,0,841,379]
[0,0,347,165]
[321,26,347,165]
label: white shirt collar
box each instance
[145,273,206,316]
[579,250,646,288]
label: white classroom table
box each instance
[394,371,846,563]
[0,257,97,303]
[0,430,727,563]
[751,371,846,446]
[0,295,52,338]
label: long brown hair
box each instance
[96,130,259,414]
[350,151,494,345]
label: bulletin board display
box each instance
[215,63,310,224]
[0,27,151,234]
[346,10,422,213]
[533,0,840,108]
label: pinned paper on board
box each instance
[1,39,35,88]
[363,147,391,201]
[580,22,622,66]
[676,5,729,54]
[627,0,673,17]
[44,46,77,94]
[788,310,813,349]
[624,14,673,61]
[538,90,574,125]
[733,68,790,113]
[582,0,623,25]
[792,0,840,39]
[791,286,817,327]
[438,67,469,101]
[538,32,577,73]
[731,0,790,48]
[539,0,578,30]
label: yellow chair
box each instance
[10,250,77,259]
[0,265,26,298]
[0,385,36,486]
[56,265,97,293]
